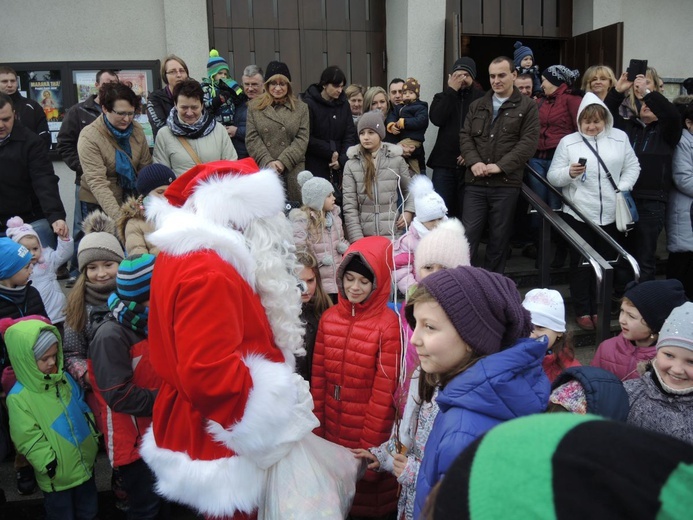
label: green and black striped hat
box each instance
[432,414,693,519]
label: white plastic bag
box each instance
[259,433,361,520]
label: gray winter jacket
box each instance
[624,369,693,445]
[667,130,693,253]
[342,143,415,242]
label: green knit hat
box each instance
[207,49,230,78]
[432,414,693,519]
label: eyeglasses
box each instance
[269,81,287,87]
[166,69,187,76]
[112,110,136,118]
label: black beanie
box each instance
[432,414,693,520]
[343,254,374,283]
[265,61,291,82]
[541,65,580,87]
[452,57,477,80]
[624,279,687,333]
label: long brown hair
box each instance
[544,331,576,374]
[65,273,89,332]
[295,250,332,317]
[406,284,484,403]
[361,146,378,200]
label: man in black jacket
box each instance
[0,94,67,245]
[605,72,682,282]
[427,57,485,219]
[0,66,50,149]
[57,69,118,278]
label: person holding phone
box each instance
[548,93,640,329]
[605,67,682,284]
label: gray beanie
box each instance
[657,302,693,352]
[33,330,59,360]
[297,170,334,212]
[357,110,386,140]
[77,211,125,272]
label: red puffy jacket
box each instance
[311,236,401,517]
[536,83,582,152]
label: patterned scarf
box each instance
[102,115,137,195]
[166,107,216,139]
[108,293,149,334]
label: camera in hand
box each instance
[627,59,648,82]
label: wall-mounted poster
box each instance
[22,70,64,146]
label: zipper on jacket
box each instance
[595,138,604,224]
[56,379,91,476]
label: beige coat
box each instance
[342,143,415,242]
[77,116,152,220]
[245,99,309,202]
[152,122,238,177]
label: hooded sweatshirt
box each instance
[5,320,99,493]
[547,92,641,225]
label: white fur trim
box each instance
[187,169,286,231]
[207,355,319,469]
[140,427,264,517]
[146,195,257,288]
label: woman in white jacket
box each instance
[548,92,640,329]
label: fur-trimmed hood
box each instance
[116,196,145,244]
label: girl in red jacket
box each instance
[311,236,401,519]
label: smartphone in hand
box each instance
[578,157,587,166]
[627,59,648,82]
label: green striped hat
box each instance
[432,414,693,519]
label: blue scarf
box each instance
[103,115,137,195]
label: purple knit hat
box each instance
[416,265,532,356]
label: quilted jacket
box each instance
[311,236,401,517]
[591,332,656,381]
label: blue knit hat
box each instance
[513,41,534,68]
[0,237,32,279]
[116,254,155,303]
[136,163,175,197]
[207,49,230,78]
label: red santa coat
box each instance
[140,162,314,520]
[311,236,401,517]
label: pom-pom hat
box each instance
[403,77,420,98]
[77,211,125,272]
[297,171,333,212]
[5,217,41,245]
[207,49,230,78]
[409,175,447,223]
[513,41,534,68]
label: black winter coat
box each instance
[9,91,50,149]
[302,84,357,180]
[427,85,485,169]
[605,89,682,201]
[0,124,66,233]
[146,87,174,139]
[56,95,101,184]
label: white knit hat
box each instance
[297,170,334,212]
[522,288,566,333]
[414,218,470,274]
[410,175,447,223]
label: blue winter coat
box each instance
[413,336,550,518]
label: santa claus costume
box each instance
[140,159,318,520]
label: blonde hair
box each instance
[252,74,296,111]
[581,65,616,94]
[360,146,378,200]
[624,67,663,118]
[363,86,390,114]
[345,84,365,99]
[299,206,328,243]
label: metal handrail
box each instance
[525,163,641,283]
[521,184,614,344]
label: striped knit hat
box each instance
[116,254,155,303]
[207,49,230,78]
[432,414,693,519]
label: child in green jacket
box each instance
[4,319,99,520]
